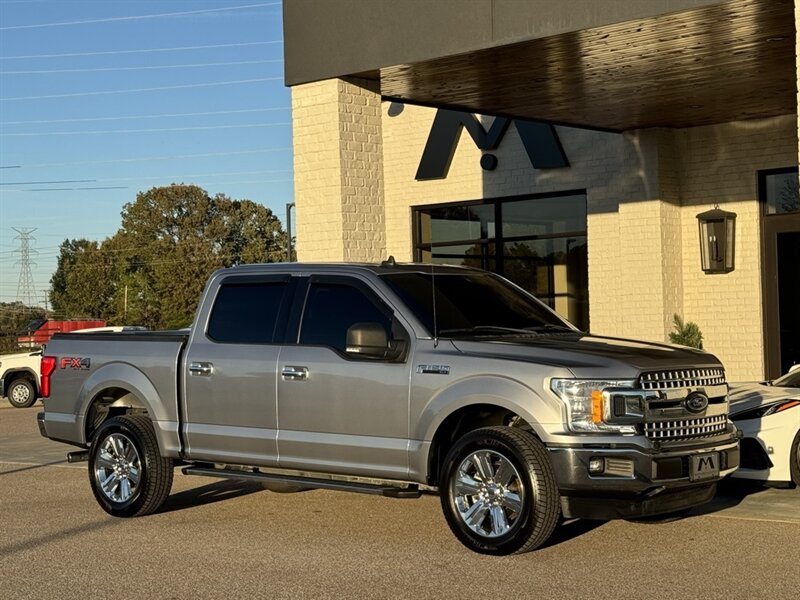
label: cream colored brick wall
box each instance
[675,116,797,380]
[383,103,485,260]
[292,80,345,261]
[292,78,385,262]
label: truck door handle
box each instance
[189,362,213,376]
[281,366,309,381]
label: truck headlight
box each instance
[550,379,638,434]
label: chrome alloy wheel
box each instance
[451,450,524,538]
[94,433,141,504]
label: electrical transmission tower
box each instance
[12,227,38,307]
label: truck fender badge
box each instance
[685,392,709,413]
[416,365,450,375]
[60,357,91,370]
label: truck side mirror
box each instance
[346,322,390,358]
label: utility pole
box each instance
[285,202,295,262]
[124,285,128,322]
[12,227,38,308]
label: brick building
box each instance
[283,0,800,381]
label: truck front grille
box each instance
[640,368,726,391]
[644,415,728,440]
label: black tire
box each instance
[791,430,800,488]
[88,415,173,517]
[439,426,561,555]
[7,378,36,408]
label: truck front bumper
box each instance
[548,436,740,520]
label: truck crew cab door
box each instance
[277,275,413,480]
[182,274,293,466]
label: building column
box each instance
[291,77,386,262]
[588,129,683,343]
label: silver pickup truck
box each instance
[38,262,740,555]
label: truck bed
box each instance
[40,331,189,454]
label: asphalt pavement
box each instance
[1,402,798,600]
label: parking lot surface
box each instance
[1,404,798,600]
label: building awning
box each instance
[285,0,795,131]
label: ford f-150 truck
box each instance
[38,262,740,554]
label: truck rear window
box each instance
[207,282,287,344]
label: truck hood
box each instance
[449,333,720,379]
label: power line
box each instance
[2,147,291,168]
[0,77,283,101]
[4,107,290,125]
[0,41,282,61]
[0,121,291,137]
[0,179,95,185]
[1,178,293,193]
[1,169,291,186]
[0,59,283,75]
[0,3,281,31]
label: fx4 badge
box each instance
[60,357,91,370]
[416,364,450,375]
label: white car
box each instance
[729,365,800,487]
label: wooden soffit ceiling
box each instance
[379,0,796,131]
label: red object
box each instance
[40,356,57,398]
[17,319,105,347]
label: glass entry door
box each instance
[760,168,800,378]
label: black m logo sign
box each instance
[415,109,569,181]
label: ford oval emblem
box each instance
[685,392,709,413]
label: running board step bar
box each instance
[181,466,421,498]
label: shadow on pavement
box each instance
[0,518,118,555]
[541,518,605,549]
[0,460,68,476]
[690,478,777,515]
[159,478,265,513]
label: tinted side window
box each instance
[207,282,286,344]
[300,282,392,352]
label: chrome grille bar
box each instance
[644,415,728,440]
[640,368,726,391]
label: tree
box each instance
[0,302,46,353]
[49,184,290,329]
[49,239,115,320]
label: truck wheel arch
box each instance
[84,389,149,444]
[418,377,552,487]
[3,368,39,395]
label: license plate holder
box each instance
[690,452,720,481]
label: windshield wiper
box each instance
[439,326,537,337]
[524,324,576,333]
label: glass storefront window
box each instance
[414,192,589,330]
[762,169,800,215]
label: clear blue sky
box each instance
[0,0,293,306]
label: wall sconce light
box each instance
[697,205,736,274]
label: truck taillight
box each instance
[40,356,56,398]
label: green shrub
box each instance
[669,314,703,349]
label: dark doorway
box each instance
[760,168,800,378]
[776,231,800,374]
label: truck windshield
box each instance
[380,271,574,337]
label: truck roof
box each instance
[217,260,481,277]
